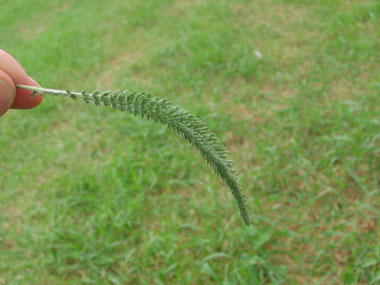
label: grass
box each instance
[0,0,379,283]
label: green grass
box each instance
[0,0,379,283]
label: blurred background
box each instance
[0,0,379,283]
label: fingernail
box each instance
[28,76,40,86]
[0,79,14,116]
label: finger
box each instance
[0,49,43,109]
[0,70,16,117]
[13,75,42,109]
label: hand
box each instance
[0,49,43,117]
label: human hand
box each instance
[0,49,43,117]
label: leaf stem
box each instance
[17,84,85,98]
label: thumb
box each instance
[0,70,16,117]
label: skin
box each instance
[0,49,43,117]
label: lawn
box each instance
[0,0,379,283]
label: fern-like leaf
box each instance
[16,84,250,225]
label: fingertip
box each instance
[0,49,43,109]
[12,76,43,109]
[0,70,16,117]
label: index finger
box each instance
[0,49,43,109]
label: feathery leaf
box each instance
[16,84,250,225]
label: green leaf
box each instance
[16,84,251,225]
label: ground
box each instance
[0,0,379,283]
